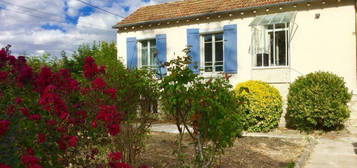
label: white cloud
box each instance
[67,0,85,17]
[0,0,176,57]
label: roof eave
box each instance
[112,0,318,29]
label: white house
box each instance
[113,0,357,99]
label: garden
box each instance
[0,43,352,168]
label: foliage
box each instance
[0,45,152,168]
[286,71,352,132]
[62,41,117,78]
[94,45,158,165]
[160,49,243,167]
[26,52,63,72]
[234,80,283,132]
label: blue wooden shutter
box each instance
[126,37,137,69]
[223,24,237,74]
[187,29,200,74]
[156,34,167,76]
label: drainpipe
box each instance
[355,0,357,93]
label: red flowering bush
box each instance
[0,45,155,168]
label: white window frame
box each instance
[200,32,224,74]
[253,23,290,68]
[138,39,157,69]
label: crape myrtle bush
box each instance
[0,45,154,168]
[233,80,283,132]
[160,50,243,167]
[62,41,159,164]
[286,71,352,132]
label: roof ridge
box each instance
[114,0,314,28]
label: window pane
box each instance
[275,23,286,29]
[142,41,148,48]
[215,41,223,72]
[150,40,156,48]
[141,46,148,66]
[256,54,263,67]
[215,33,223,41]
[275,30,287,66]
[269,31,274,66]
[204,35,212,43]
[204,42,213,72]
[150,40,157,67]
[263,53,269,66]
[266,24,274,30]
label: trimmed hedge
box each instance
[286,71,352,132]
[234,80,283,132]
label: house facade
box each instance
[113,0,357,99]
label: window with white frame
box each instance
[255,23,289,67]
[139,39,157,69]
[250,12,297,68]
[202,33,224,72]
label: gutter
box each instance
[112,0,319,29]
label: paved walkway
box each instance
[304,127,357,168]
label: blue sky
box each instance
[0,0,174,57]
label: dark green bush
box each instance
[286,71,352,132]
[234,80,283,132]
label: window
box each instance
[250,12,296,68]
[202,33,224,72]
[255,23,289,67]
[139,39,157,69]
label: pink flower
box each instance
[91,78,106,89]
[28,114,41,121]
[67,136,78,147]
[91,121,97,128]
[83,56,99,79]
[75,110,87,120]
[26,148,35,155]
[16,65,33,85]
[56,126,67,133]
[107,124,120,136]
[15,97,22,104]
[20,107,30,116]
[34,67,53,93]
[108,152,122,161]
[6,105,15,116]
[0,163,11,168]
[21,155,40,165]
[56,140,67,151]
[96,105,121,123]
[0,71,8,81]
[109,162,132,168]
[58,112,69,120]
[104,88,117,99]
[37,133,46,143]
[99,66,106,73]
[46,120,57,126]
[0,120,10,136]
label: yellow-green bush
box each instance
[286,71,352,132]
[234,80,283,132]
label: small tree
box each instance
[160,49,243,167]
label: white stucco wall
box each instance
[117,3,356,98]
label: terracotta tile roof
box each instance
[115,0,300,27]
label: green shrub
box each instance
[161,52,243,167]
[286,71,352,132]
[234,80,283,132]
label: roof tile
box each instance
[116,0,297,26]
